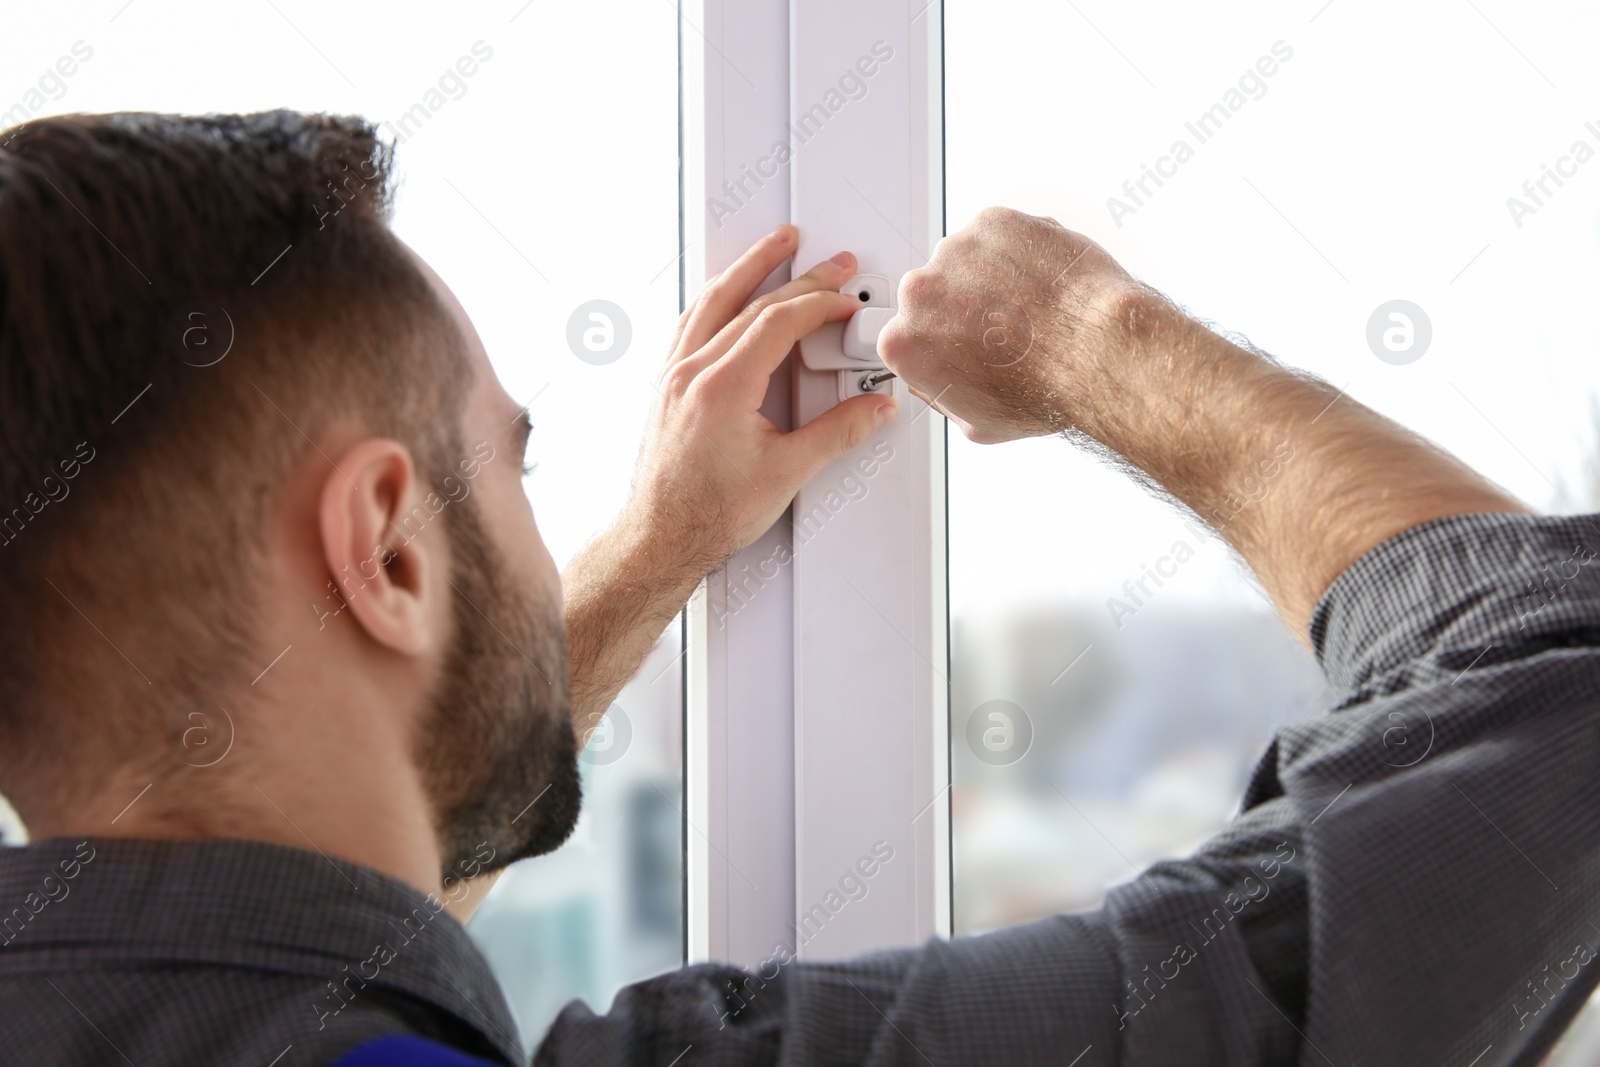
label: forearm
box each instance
[1083,289,1531,634]
[562,516,708,731]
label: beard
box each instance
[418,493,582,879]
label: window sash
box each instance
[682,0,950,966]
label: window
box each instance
[941,0,1600,1055]
[13,0,1599,1056]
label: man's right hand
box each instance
[877,207,1134,444]
[881,206,1528,640]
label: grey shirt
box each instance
[0,836,523,1065]
[537,511,1600,1066]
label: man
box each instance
[0,110,891,1065]
[0,111,1592,1066]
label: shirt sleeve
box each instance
[537,511,1600,1067]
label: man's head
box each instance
[0,111,579,884]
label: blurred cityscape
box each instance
[951,603,1329,934]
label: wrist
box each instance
[1063,283,1240,443]
[610,495,725,600]
[1067,286,1305,504]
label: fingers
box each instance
[671,224,799,364]
[708,289,863,394]
[874,310,942,404]
[784,392,899,479]
[905,382,948,415]
[677,250,859,381]
[876,310,912,371]
[665,305,694,359]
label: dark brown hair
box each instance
[0,111,467,811]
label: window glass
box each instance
[945,0,1600,1052]
[1,1,684,1053]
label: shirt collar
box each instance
[0,835,523,1063]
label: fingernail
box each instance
[830,251,853,268]
[773,224,794,242]
[875,400,899,426]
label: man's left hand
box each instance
[561,224,898,734]
[629,223,899,571]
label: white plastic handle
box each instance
[842,306,895,363]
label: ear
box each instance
[317,438,443,657]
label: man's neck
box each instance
[28,705,446,900]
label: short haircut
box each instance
[0,111,469,813]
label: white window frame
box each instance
[681,0,948,966]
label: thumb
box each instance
[786,393,899,476]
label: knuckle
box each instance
[898,268,939,308]
[877,319,912,365]
[739,291,783,325]
[693,276,722,309]
[692,365,729,400]
[662,360,697,393]
[936,229,975,257]
[974,205,1017,228]
[754,303,792,332]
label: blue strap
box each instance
[329,1034,507,1067]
